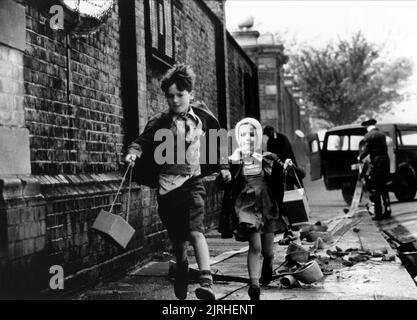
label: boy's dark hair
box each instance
[160,64,196,93]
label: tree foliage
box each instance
[290,32,413,126]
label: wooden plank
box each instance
[349,177,363,213]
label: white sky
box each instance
[225,0,417,123]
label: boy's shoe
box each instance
[248,284,260,300]
[195,271,215,300]
[174,258,189,300]
[383,210,391,219]
[195,285,215,300]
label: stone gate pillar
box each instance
[0,0,30,175]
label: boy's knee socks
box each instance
[195,270,216,300]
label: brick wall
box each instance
[24,4,124,175]
[204,0,225,23]
[145,0,219,119]
[0,173,223,296]
[226,33,257,128]
[135,0,148,133]
[0,173,166,295]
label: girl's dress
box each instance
[230,153,287,241]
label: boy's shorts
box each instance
[157,176,206,242]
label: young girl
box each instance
[218,118,291,300]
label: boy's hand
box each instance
[283,159,294,170]
[125,153,138,166]
[220,169,232,183]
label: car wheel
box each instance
[394,166,417,202]
[342,185,355,205]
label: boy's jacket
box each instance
[128,101,226,188]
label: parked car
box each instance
[308,123,417,204]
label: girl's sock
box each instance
[250,278,260,287]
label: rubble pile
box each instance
[315,246,396,275]
[277,220,397,281]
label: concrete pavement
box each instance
[72,178,417,300]
[72,208,417,300]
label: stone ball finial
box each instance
[238,15,254,30]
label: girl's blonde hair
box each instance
[235,117,263,152]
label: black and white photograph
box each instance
[1,0,417,309]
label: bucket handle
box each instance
[108,162,134,222]
[271,260,318,280]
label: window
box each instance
[259,57,276,68]
[146,0,175,66]
[399,130,417,146]
[326,134,366,151]
[327,135,349,151]
[265,85,277,95]
[310,140,319,153]
[350,135,364,151]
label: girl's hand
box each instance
[283,159,294,170]
[263,152,279,161]
[220,169,232,183]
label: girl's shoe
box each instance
[248,284,260,300]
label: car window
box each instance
[327,135,349,151]
[399,130,417,146]
[310,140,319,153]
[350,135,364,151]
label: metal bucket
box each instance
[286,251,310,263]
[91,164,135,249]
[280,275,298,289]
[293,260,324,284]
[306,231,332,243]
[92,209,135,249]
[286,242,310,263]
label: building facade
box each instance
[232,25,310,142]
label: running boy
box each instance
[125,64,230,300]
